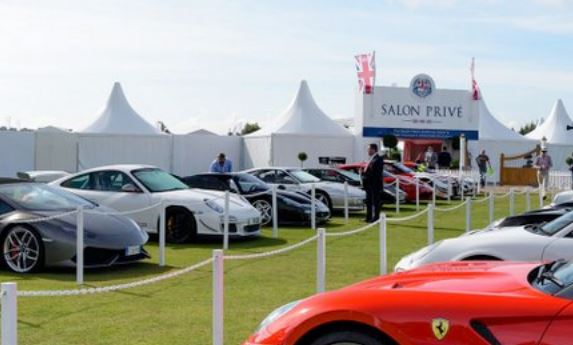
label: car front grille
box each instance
[244,224,261,233]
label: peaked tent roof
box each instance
[249,80,352,137]
[477,95,531,141]
[526,99,573,144]
[82,82,162,135]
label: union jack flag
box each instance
[355,51,376,94]
[470,57,480,101]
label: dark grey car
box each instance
[0,179,149,273]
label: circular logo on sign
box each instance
[410,74,435,98]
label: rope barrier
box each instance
[325,221,379,237]
[387,207,429,222]
[224,234,319,260]
[494,191,512,199]
[472,194,493,204]
[434,198,469,212]
[18,258,213,297]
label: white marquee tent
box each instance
[468,96,537,180]
[526,99,573,144]
[82,82,162,135]
[244,80,354,167]
[525,99,573,171]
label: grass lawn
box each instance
[0,193,536,345]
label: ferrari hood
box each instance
[346,261,539,296]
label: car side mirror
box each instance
[121,183,140,193]
[277,185,286,190]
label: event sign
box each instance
[359,74,479,139]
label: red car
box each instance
[243,260,573,345]
[338,163,432,202]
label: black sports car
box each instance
[180,173,330,226]
[0,179,149,273]
[303,168,407,204]
[496,207,573,228]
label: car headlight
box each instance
[256,300,301,332]
[204,199,224,213]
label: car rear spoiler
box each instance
[17,170,70,183]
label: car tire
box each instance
[308,330,384,345]
[252,199,272,226]
[1,225,44,273]
[315,191,332,211]
[165,208,197,244]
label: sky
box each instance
[1,0,573,134]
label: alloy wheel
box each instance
[3,227,41,273]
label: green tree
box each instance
[298,152,308,167]
[240,122,261,136]
[519,121,537,135]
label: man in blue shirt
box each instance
[209,153,233,173]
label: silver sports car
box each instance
[245,168,366,212]
[0,179,149,273]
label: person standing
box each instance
[475,150,491,187]
[437,146,452,169]
[534,148,553,197]
[424,146,438,170]
[209,153,233,173]
[363,143,384,223]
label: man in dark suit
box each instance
[363,143,384,223]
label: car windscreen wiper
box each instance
[535,260,567,289]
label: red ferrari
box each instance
[243,260,573,345]
[338,163,433,202]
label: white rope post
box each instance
[447,176,451,204]
[415,177,420,211]
[212,250,224,345]
[223,191,230,250]
[465,197,472,233]
[311,184,316,230]
[343,181,349,224]
[472,179,477,198]
[488,192,494,225]
[459,133,465,177]
[1,282,17,345]
[76,206,84,286]
[509,188,515,217]
[316,228,326,293]
[159,200,166,267]
[539,186,544,209]
[379,214,387,275]
[427,204,434,245]
[432,181,436,206]
[395,179,400,214]
[526,187,531,211]
[272,185,278,238]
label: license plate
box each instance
[125,246,141,256]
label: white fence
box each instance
[0,185,550,345]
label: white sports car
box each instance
[395,210,573,272]
[245,168,366,212]
[51,165,261,243]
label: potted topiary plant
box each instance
[566,157,573,166]
[298,152,308,167]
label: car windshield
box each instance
[233,174,269,194]
[0,183,94,211]
[553,193,573,205]
[538,211,573,236]
[287,170,321,183]
[531,261,573,296]
[132,168,189,193]
[334,169,361,182]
